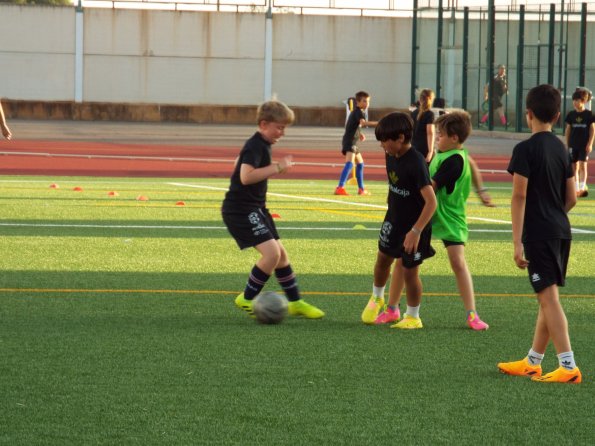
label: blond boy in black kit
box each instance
[222,100,324,319]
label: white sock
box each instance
[406,305,420,318]
[579,181,586,190]
[527,349,544,366]
[373,285,385,299]
[557,351,576,370]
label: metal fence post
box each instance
[436,0,443,101]
[411,0,418,106]
[462,7,469,111]
[515,5,525,132]
[487,0,495,130]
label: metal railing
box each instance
[78,0,595,14]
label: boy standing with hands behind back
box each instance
[499,84,581,383]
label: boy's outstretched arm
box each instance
[468,156,495,207]
[403,185,437,254]
[510,174,529,269]
[360,118,378,127]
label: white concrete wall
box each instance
[83,9,266,104]
[0,6,75,100]
[0,5,412,108]
[271,14,411,107]
[0,5,592,110]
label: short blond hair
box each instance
[257,100,295,125]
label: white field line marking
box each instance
[1,222,592,234]
[168,182,595,234]
[469,216,510,224]
[0,222,370,231]
[0,182,590,234]
[0,151,508,174]
[169,182,387,209]
[0,151,385,169]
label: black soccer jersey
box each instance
[565,109,593,150]
[342,107,365,151]
[507,131,573,242]
[222,132,271,214]
[385,148,432,236]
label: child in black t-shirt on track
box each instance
[564,88,594,197]
[361,112,437,327]
[334,91,377,196]
[500,84,581,383]
[222,100,324,319]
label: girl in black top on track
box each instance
[411,89,435,163]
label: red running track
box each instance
[0,139,514,182]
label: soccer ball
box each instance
[253,292,288,324]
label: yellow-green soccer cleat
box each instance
[234,293,254,317]
[531,366,582,384]
[361,295,385,324]
[390,315,423,329]
[288,300,325,319]
[497,357,542,377]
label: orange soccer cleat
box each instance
[497,357,542,377]
[531,367,582,384]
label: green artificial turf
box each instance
[0,176,593,445]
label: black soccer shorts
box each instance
[378,220,435,268]
[341,144,360,156]
[569,146,588,163]
[222,207,280,250]
[524,238,571,293]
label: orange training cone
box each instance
[49,183,60,189]
[136,195,149,201]
[271,213,281,219]
[73,186,83,192]
[175,201,186,206]
[108,191,119,197]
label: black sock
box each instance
[243,265,270,300]
[275,265,300,302]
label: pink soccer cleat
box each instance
[467,311,489,331]
[374,307,401,325]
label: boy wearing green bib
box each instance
[429,111,492,330]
